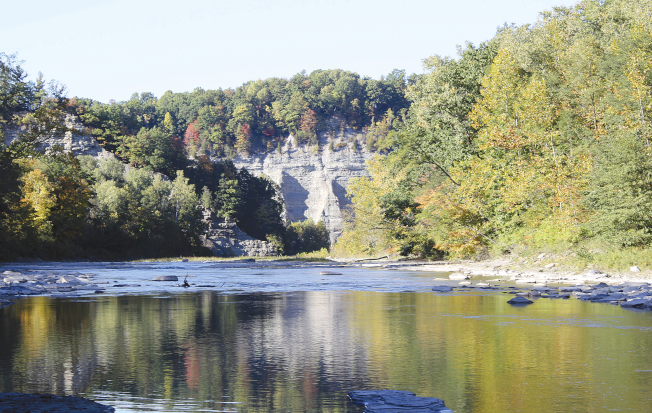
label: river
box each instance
[1,261,651,412]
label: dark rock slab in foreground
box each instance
[349,390,452,412]
[0,392,114,412]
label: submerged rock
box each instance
[508,296,534,304]
[431,285,453,292]
[0,392,114,412]
[57,275,86,285]
[621,298,651,308]
[348,390,452,413]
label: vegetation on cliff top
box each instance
[71,68,410,165]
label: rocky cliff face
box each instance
[230,122,373,244]
[201,211,278,257]
[4,113,374,249]
[2,114,112,157]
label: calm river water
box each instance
[1,262,652,412]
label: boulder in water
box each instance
[449,272,469,280]
[508,296,534,304]
[431,285,453,292]
[348,390,452,412]
[151,275,178,281]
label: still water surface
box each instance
[1,263,652,412]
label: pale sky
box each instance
[1,0,577,103]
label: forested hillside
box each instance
[334,0,652,265]
[73,68,410,166]
[0,54,406,260]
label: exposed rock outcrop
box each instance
[229,118,373,244]
[4,112,374,250]
[2,114,112,157]
[201,211,278,257]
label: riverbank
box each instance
[385,256,651,284]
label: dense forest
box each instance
[73,68,410,167]
[0,53,406,260]
[3,0,650,265]
[334,0,652,266]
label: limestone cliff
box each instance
[229,121,373,244]
[4,113,374,248]
[2,114,112,157]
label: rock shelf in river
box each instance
[348,390,452,413]
[1,270,105,301]
[151,275,178,281]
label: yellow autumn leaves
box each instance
[336,0,652,259]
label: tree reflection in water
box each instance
[1,291,652,412]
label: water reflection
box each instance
[1,291,652,412]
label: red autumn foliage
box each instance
[300,109,317,134]
[184,120,200,149]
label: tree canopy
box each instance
[72,69,410,163]
[335,0,652,260]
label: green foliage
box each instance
[232,169,285,242]
[82,158,208,258]
[0,53,40,127]
[73,69,410,161]
[116,126,187,178]
[584,133,652,246]
[337,0,652,261]
[285,218,330,255]
[214,177,241,218]
[0,54,89,260]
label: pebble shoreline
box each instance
[406,258,652,310]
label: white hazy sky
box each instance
[1,0,577,103]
